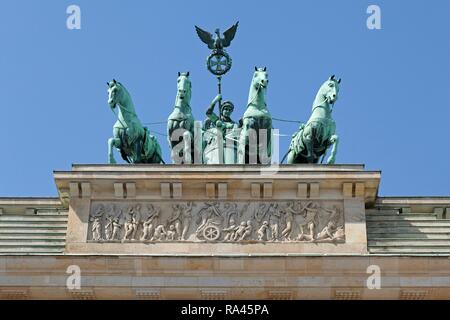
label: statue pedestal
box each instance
[54,164,380,256]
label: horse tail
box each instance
[120,149,131,163]
[281,149,291,164]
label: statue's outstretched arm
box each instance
[206,94,222,123]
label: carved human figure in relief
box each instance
[233,221,247,241]
[169,202,194,240]
[332,226,345,241]
[297,221,316,242]
[257,221,270,241]
[295,202,320,242]
[180,202,194,240]
[268,205,281,241]
[151,224,167,241]
[316,220,337,241]
[112,217,123,240]
[316,206,345,241]
[166,224,178,241]
[281,202,296,241]
[141,205,160,241]
[104,205,116,241]
[123,205,140,241]
[90,204,105,241]
[222,218,238,241]
[234,220,253,241]
[239,220,253,241]
[168,204,183,239]
[91,217,102,241]
[316,222,344,241]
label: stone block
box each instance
[69,182,79,198]
[310,182,320,198]
[160,183,171,198]
[206,183,216,198]
[125,182,136,198]
[114,183,124,198]
[218,183,227,199]
[355,183,365,198]
[81,182,91,198]
[434,207,444,219]
[297,183,308,198]
[401,207,411,213]
[172,183,182,198]
[251,183,261,198]
[343,183,353,198]
[263,182,273,198]
[25,208,36,215]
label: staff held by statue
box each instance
[195,21,238,117]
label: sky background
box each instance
[0,0,449,197]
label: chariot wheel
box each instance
[207,50,232,76]
[203,225,221,241]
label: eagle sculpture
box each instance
[195,21,239,51]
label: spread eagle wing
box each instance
[221,21,239,47]
[195,25,215,49]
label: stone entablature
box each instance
[52,164,380,255]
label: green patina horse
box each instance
[238,67,272,164]
[285,75,341,164]
[107,79,163,164]
[167,72,195,164]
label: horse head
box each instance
[247,67,269,108]
[318,75,341,104]
[107,79,124,109]
[175,72,192,108]
[252,66,269,91]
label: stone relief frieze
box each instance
[87,201,345,243]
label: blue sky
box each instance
[0,0,449,197]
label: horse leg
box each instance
[108,137,120,164]
[154,139,164,164]
[326,134,339,164]
[303,126,315,163]
[134,138,142,163]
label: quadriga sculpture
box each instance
[285,75,341,164]
[167,72,195,163]
[238,67,272,164]
[107,79,163,164]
